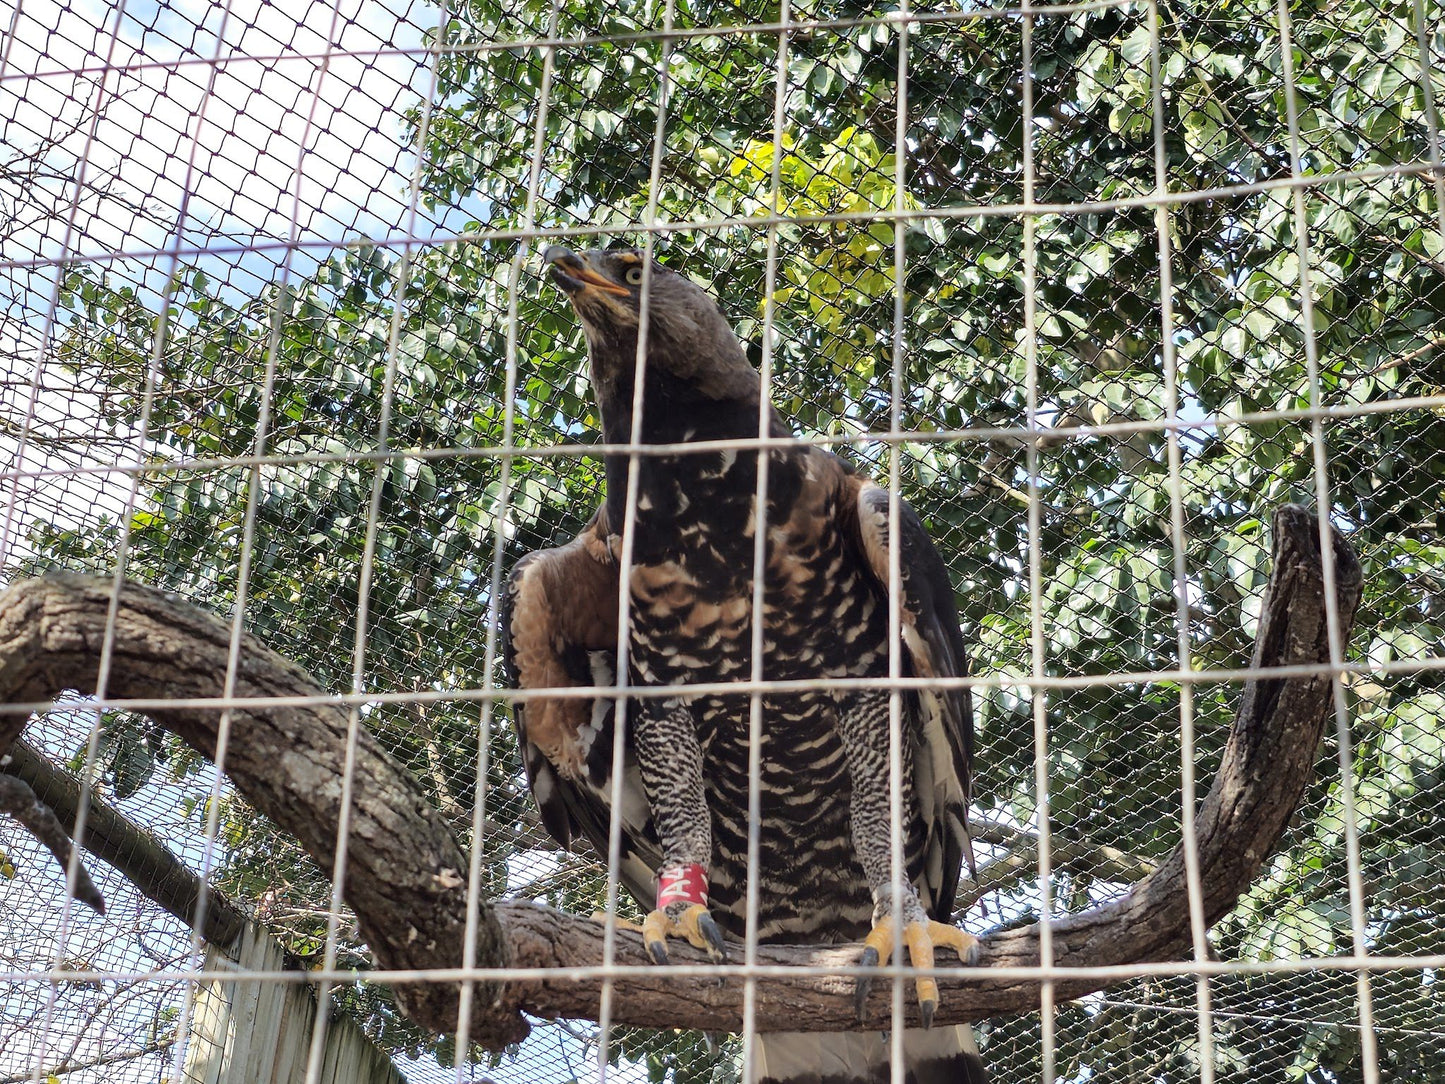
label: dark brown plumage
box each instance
[502,246,985,1084]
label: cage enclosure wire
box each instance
[1,0,1443,1080]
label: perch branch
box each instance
[2,736,247,947]
[0,504,1360,1043]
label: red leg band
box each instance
[656,864,708,909]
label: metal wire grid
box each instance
[1,0,1443,1082]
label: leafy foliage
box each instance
[13,0,1445,1077]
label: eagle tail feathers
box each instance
[757,1025,987,1084]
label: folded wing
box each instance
[500,508,660,907]
[841,476,976,919]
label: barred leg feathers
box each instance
[757,1025,987,1084]
[634,707,730,964]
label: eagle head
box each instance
[541,245,755,403]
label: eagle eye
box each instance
[624,266,645,286]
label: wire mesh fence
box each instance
[1,0,1442,1080]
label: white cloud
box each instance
[1,0,445,563]
[2,0,440,272]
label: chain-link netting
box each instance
[2,0,1443,1080]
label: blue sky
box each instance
[0,1,632,1079]
[0,0,493,563]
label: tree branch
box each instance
[0,1039,176,1083]
[0,771,105,914]
[954,817,1158,911]
[0,504,1360,1044]
[2,736,247,947]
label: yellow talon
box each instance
[856,917,981,1026]
[862,919,895,961]
[928,920,981,965]
[675,904,714,952]
[591,911,646,934]
[906,921,939,1011]
[639,903,727,964]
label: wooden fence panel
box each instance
[179,922,407,1084]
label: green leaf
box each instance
[1119,25,1152,67]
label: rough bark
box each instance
[0,505,1361,1043]
[0,574,511,1044]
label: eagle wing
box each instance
[500,506,661,907]
[503,477,976,921]
[840,472,976,921]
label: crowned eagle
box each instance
[503,246,985,1084]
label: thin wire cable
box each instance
[297,3,453,1079]
[12,947,1445,987]
[16,650,1433,725]
[1,0,1142,87]
[0,0,25,79]
[1415,0,1445,239]
[596,2,678,1076]
[134,0,322,1074]
[1020,3,1057,1081]
[7,388,1445,490]
[0,0,133,571]
[1097,995,1445,1041]
[3,157,1437,276]
[741,7,792,1081]
[1149,2,1217,1078]
[451,0,563,1068]
[886,3,913,1078]
[20,3,178,1080]
[1276,2,1381,1079]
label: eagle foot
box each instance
[855,916,980,1027]
[590,911,646,934]
[641,902,727,965]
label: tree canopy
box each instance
[5,0,1443,1079]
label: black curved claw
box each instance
[855,945,880,1021]
[920,997,936,1030]
[698,910,727,963]
[645,938,671,966]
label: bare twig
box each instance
[0,1038,176,1083]
[956,817,1158,911]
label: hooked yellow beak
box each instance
[543,246,630,297]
